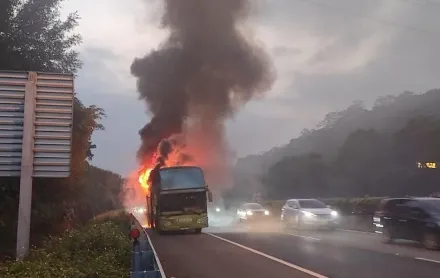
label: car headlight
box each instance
[264,210,270,216]
[302,211,315,218]
[331,210,338,217]
[246,210,253,216]
[215,207,221,212]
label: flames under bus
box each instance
[147,165,213,234]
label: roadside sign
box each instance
[0,70,74,259]
[0,71,26,177]
[0,71,74,177]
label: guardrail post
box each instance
[132,239,142,272]
[130,213,163,278]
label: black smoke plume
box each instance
[131,0,275,179]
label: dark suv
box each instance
[373,197,440,250]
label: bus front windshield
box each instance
[159,167,206,190]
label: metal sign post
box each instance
[0,71,74,259]
[16,72,37,259]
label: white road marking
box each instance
[415,257,440,264]
[280,232,321,241]
[143,228,167,278]
[337,229,376,235]
[206,233,328,278]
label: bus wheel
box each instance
[195,228,202,234]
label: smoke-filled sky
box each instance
[61,0,440,175]
[130,0,274,172]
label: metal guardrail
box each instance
[130,214,165,278]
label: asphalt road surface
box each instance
[148,231,315,278]
[148,224,440,278]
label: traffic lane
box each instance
[283,228,440,262]
[207,220,440,263]
[148,231,314,278]
[211,232,440,278]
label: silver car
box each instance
[237,203,271,222]
[281,199,339,230]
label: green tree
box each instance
[0,0,82,72]
[389,116,440,196]
[250,90,440,202]
[0,0,113,257]
[316,101,367,130]
[393,116,440,164]
[335,129,392,196]
[265,153,329,199]
[76,164,124,222]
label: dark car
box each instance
[373,197,440,250]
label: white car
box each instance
[237,203,271,222]
[281,199,339,230]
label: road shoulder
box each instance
[148,231,316,278]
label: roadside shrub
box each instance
[1,212,131,278]
[92,209,126,223]
[324,197,384,215]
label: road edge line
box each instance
[415,257,440,264]
[143,228,167,278]
[338,229,376,235]
[205,233,328,278]
[280,232,321,241]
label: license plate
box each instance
[176,217,192,223]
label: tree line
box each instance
[263,90,440,199]
[227,90,440,201]
[0,0,124,258]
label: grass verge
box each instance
[0,211,131,278]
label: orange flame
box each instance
[138,168,152,190]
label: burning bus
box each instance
[128,0,275,234]
[140,164,213,234]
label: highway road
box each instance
[148,224,440,278]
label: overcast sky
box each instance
[61,0,440,175]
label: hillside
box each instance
[230,89,440,199]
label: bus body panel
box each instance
[157,213,208,231]
[146,166,211,232]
